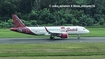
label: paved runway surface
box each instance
[0,37,105,44]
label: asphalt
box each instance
[0,37,105,44]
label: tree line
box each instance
[0,0,105,28]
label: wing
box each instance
[45,27,67,36]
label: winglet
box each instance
[36,24,39,27]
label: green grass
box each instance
[0,56,105,59]
[0,43,103,56]
[0,43,104,57]
[0,28,105,38]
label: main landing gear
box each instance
[50,35,80,39]
[50,36,55,39]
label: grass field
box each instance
[0,43,104,58]
[0,28,105,58]
[0,28,105,38]
[0,56,105,59]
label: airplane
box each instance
[10,14,90,39]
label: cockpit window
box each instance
[83,28,86,30]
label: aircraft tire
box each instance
[50,37,55,39]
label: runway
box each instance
[0,37,105,44]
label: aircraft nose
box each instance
[86,30,90,33]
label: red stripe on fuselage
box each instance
[10,27,34,35]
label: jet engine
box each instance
[60,33,68,38]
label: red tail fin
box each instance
[12,14,26,27]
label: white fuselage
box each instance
[27,26,89,35]
[11,14,90,39]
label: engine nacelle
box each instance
[60,33,68,38]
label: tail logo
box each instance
[12,14,26,27]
